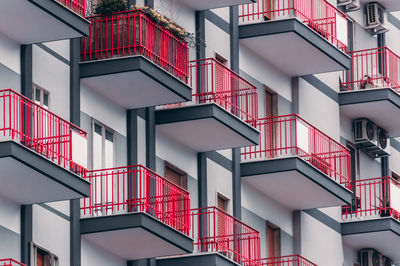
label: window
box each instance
[215,53,228,66]
[33,84,49,109]
[267,222,280,258]
[164,162,187,189]
[92,121,114,170]
[30,243,58,266]
[92,120,115,215]
[217,194,228,212]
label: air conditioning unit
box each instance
[359,249,382,266]
[372,128,390,157]
[337,0,360,11]
[365,3,389,35]
[353,119,378,149]
[381,256,392,266]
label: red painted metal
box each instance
[81,10,189,82]
[259,255,317,266]
[0,89,87,176]
[239,0,347,51]
[56,0,86,16]
[0,259,26,266]
[342,177,400,222]
[189,58,258,127]
[81,165,191,235]
[190,206,261,265]
[241,114,351,187]
[340,47,400,93]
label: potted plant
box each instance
[91,0,128,59]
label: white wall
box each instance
[33,205,70,266]
[80,84,127,136]
[0,33,20,75]
[81,238,125,266]
[301,212,344,266]
[0,194,20,234]
[33,44,70,121]
[207,159,233,213]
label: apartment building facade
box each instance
[0,0,399,266]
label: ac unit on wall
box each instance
[359,249,382,266]
[337,0,360,11]
[365,3,389,35]
[353,119,390,158]
[353,118,378,149]
[367,127,390,157]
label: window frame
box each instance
[30,242,59,266]
[91,119,116,171]
[32,84,50,109]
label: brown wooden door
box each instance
[36,252,44,266]
[264,0,273,20]
[217,195,229,252]
[267,223,281,258]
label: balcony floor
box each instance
[80,56,191,109]
[241,157,352,210]
[239,18,350,76]
[339,88,400,137]
[157,252,239,266]
[0,141,89,204]
[81,212,193,261]
[342,217,400,263]
[155,103,259,152]
[0,0,88,44]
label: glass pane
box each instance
[35,88,41,103]
[43,92,49,107]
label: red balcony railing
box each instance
[340,47,400,93]
[241,114,351,187]
[189,58,258,127]
[0,89,88,176]
[0,259,26,266]
[342,177,400,222]
[81,10,189,82]
[190,207,261,265]
[56,0,86,16]
[239,0,348,51]
[259,255,317,266]
[81,165,191,235]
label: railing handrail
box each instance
[87,165,190,195]
[0,89,87,136]
[0,258,26,266]
[346,46,394,56]
[84,9,187,43]
[189,58,258,91]
[257,114,349,153]
[259,254,317,265]
[191,206,260,234]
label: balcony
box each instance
[0,259,25,266]
[80,165,192,260]
[339,47,400,137]
[157,206,260,266]
[80,10,191,109]
[0,0,88,44]
[258,255,316,265]
[341,177,400,262]
[156,58,259,152]
[238,0,350,76]
[241,114,352,210]
[0,89,89,204]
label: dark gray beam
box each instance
[146,107,156,170]
[21,45,33,99]
[21,205,33,266]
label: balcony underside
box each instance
[0,0,88,44]
[241,157,352,210]
[339,88,400,137]
[342,218,400,263]
[157,252,239,266]
[0,141,89,205]
[361,0,400,12]
[155,103,259,152]
[80,212,193,261]
[239,18,350,76]
[178,0,255,10]
[80,56,191,109]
